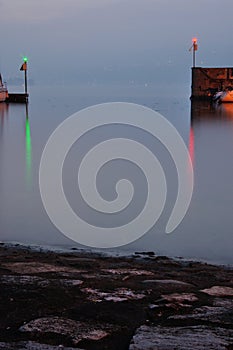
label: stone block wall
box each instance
[191,67,233,99]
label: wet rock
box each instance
[59,279,83,286]
[19,317,114,345]
[61,256,96,263]
[0,275,83,288]
[142,279,193,287]
[81,287,146,302]
[148,304,160,309]
[160,293,198,309]
[81,274,101,279]
[129,325,233,350]
[1,245,233,350]
[0,341,82,349]
[148,293,198,312]
[169,303,233,324]
[200,286,233,296]
[0,275,50,287]
[3,262,86,274]
[161,293,198,303]
[89,268,153,282]
[134,251,155,256]
[102,268,154,276]
[213,298,233,307]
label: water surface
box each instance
[0,84,232,265]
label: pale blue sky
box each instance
[1,0,233,84]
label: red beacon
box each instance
[192,38,198,51]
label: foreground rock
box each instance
[19,317,116,345]
[129,325,233,350]
[200,285,233,296]
[0,244,232,349]
[169,302,233,324]
[0,342,81,349]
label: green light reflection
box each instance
[25,104,32,188]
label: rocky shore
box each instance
[0,244,232,349]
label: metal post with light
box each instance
[190,38,198,68]
[20,57,28,99]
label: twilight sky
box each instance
[1,0,233,85]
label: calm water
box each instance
[0,83,233,265]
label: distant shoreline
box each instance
[1,241,232,268]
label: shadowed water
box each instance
[0,84,232,264]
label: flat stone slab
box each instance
[161,293,198,303]
[200,286,233,296]
[0,275,83,287]
[129,325,233,350]
[81,287,146,302]
[0,342,82,349]
[2,262,86,274]
[213,298,233,307]
[102,269,154,276]
[0,275,49,286]
[142,279,193,287]
[169,305,233,324]
[157,293,198,309]
[19,317,116,345]
[168,298,233,324]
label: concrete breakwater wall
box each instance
[191,67,233,99]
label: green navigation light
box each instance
[23,56,28,62]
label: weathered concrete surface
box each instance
[129,325,233,350]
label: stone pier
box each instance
[191,67,233,99]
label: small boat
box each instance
[0,74,8,102]
[213,88,233,103]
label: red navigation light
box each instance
[192,37,197,43]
